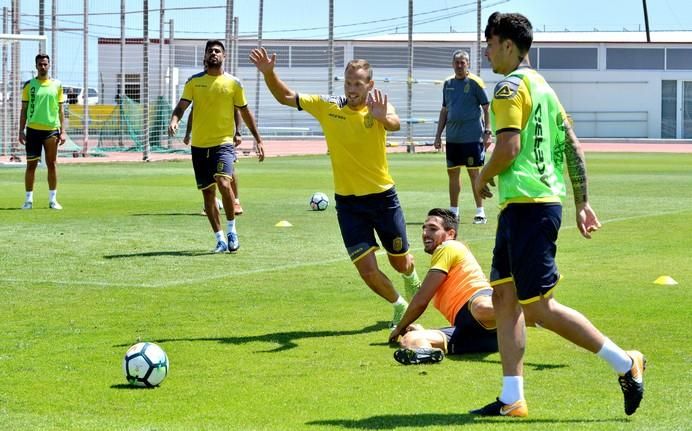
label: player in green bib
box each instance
[471,12,645,418]
[19,53,67,210]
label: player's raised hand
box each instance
[366,88,388,121]
[576,202,601,239]
[249,47,276,74]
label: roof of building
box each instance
[355,31,692,44]
[98,31,692,45]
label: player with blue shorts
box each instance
[251,49,422,328]
[169,40,264,253]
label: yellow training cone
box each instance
[275,220,293,227]
[653,275,678,285]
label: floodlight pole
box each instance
[1,7,7,156]
[143,0,150,161]
[119,0,125,147]
[642,0,651,43]
[82,0,89,156]
[476,0,482,75]
[51,0,56,76]
[225,0,234,71]
[328,0,334,95]
[254,0,263,155]
[38,0,45,53]
[406,0,414,153]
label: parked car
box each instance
[63,85,99,105]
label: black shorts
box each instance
[334,187,409,261]
[25,127,60,161]
[440,289,498,354]
[191,144,237,190]
[446,141,485,169]
[490,203,562,304]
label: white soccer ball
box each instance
[123,342,169,387]
[309,192,329,211]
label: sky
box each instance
[3,0,690,84]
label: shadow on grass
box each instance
[307,413,629,429]
[370,344,566,371]
[119,321,390,353]
[104,250,213,258]
[447,355,568,372]
[130,212,202,217]
[0,207,22,211]
[109,383,158,390]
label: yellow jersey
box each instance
[181,72,247,148]
[297,94,395,196]
[430,240,491,325]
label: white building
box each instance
[97,31,692,139]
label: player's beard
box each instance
[206,57,222,68]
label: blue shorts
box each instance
[446,141,485,169]
[191,144,237,190]
[440,289,498,354]
[25,127,60,161]
[334,187,409,261]
[490,203,562,304]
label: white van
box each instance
[63,86,99,105]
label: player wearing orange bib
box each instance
[388,208,497,365]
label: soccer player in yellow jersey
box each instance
[186,107,246,216]
[471,12,645,417]
[19,54,67,210]
[389,208,497,365]
[169,40,264,253]
[250,47,421,328]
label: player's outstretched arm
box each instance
[388,271,446,343]
[564,123,601,238]
[249,47,298,108]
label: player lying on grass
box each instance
[389,208,498,364]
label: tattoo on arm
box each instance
[564,126,588,205]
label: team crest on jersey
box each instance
[392,237,403,252]
[464,82,470,93]
[364,112,374,128]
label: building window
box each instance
[353,46,409,68]
[482,47,537,69]
[174,46,197,67]
[661,80,677,138]
[539,47,597,69]
[117,74,141,103]
[413,47,468,68]
[291,46,344,67]
[607,48,664,70]
[237,45,289,67]
[666,49,692,70]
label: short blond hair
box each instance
[345,59,373,81]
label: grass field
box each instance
[0,152,690,430]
